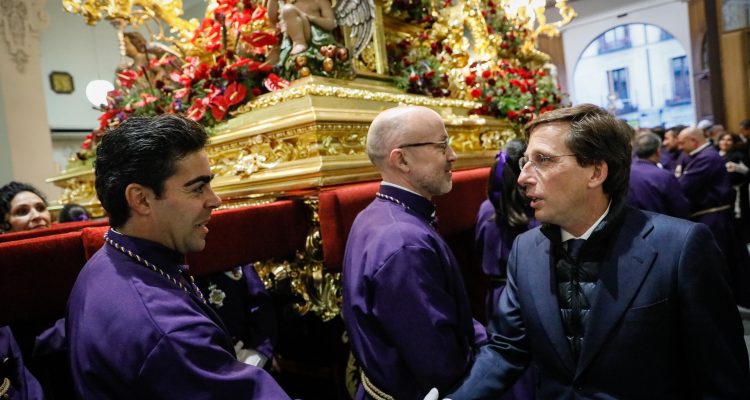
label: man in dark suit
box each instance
[447,104,749,399]
[627,132,689,218]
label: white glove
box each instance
[423,388,439,400]
[726,161,749,174]
[233,340,268,368]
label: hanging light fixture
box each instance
[85,79,114,108]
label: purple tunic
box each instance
[66,229,290,400]
[679,146,750,306]
[659,147,687,173]
[342,185,486,399]
[0,327,44,400]
[627,159,690,218]
[474,200,537,321]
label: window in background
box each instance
[574,23,695,128]
[669,56,691,105]
[598,25,631,54]
[607,68,636,115]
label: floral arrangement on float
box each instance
[386,0,567,127]
[79,0,286,160]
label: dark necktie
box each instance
[566,238,586,360]
[567,239,586,260]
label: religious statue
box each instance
[118,31,178,88]
[266,0,374,80]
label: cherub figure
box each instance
[267,0,338,56]
[266,0,374,77]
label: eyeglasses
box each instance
[398,137,452,154]
[519,153,576,171]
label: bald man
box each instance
[342,106,486,400]
[678,126,750,306]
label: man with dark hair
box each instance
[626,132,689,218]
[343,106,485,400]
[659,124,687,174]
[66,115,290,399]
[447,104,749,399]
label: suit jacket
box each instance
[449,207,750,399]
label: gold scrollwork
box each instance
[234,82,480,114]
[353,42,379,74]
[251,197,342,322]
[60,178,96,205]
[208,124,370,178]
[479,127,517,150]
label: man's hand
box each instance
[233,340,268,368]
[423,388,439,400]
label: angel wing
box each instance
[333,0,375,58]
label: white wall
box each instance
[561,0,694,108]
[41,0,121,131]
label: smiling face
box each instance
[399,111,458,198]
[148,150,221,254]
[718,134,735,152]
[518,122,598,234]
[5,191,51,232]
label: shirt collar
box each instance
[378,182,437,222]
[689,142,711,156]
[107,228,187,274]
[560,201,611,242]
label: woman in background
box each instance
[58,203,91,223]
[474,139,537,400]
[717,132,750,242]
[475,139,537,320]
[0,182,51,234]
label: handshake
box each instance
[424,388,450,400]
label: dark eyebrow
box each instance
[183,174,214,188]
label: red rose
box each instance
[470,87,482,98]
[481,70,491,79]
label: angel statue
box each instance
[267,0,374,80]
[117,31,180,87]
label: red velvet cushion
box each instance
[434,167,489,235]
[82,226,109,260]
[187,200,309,277]
[0,232,85,325]
[317,167,490,272]
[318,181,379,273]
[0,218,108,243]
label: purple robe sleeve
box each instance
[371,246,474,392]
[241,264,277,360]
[1,327,45,400]
[137,320,290,399]
[32,318,66,357]
[664,174,690,219]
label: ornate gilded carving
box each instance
[353,42,378,74]
[234,81,480,114]
[60,177,96,204]
[0,0,47,73]
[209,123,370,178]
[252,197,342,322]
[62,0,198,43]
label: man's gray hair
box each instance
[633,132,661,159]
